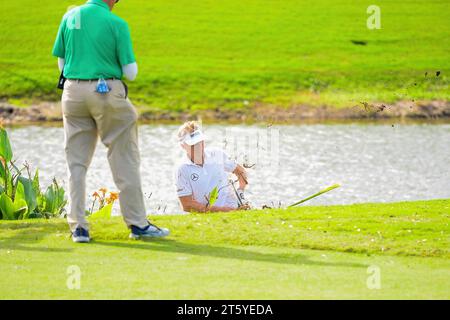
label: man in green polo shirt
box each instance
[52,0,170,243]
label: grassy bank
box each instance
[0,199,449,299]
[0,0,449,115]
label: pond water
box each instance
[7,122,450,215]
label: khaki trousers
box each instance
[62,79,148,231]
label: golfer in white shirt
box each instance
[174,121,250,213]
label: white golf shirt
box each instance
[175,148,239,209]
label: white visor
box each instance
[180,129,205,146]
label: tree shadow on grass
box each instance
[94,239,367,269]
[0,222,72,253]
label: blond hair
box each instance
[177,121,201,141]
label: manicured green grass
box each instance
[0,0,448,113]
[0,199,449,299]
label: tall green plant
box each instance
[0,181,27,220]
[18,176,37,215]
[0,161,5,194]
[43,179,67,216]
[0,127,67,220]
[0,127,13,162]
[0,128,13,196]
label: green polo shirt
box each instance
[52,0,136,79]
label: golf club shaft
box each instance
[288,184,340,207]
[230,179,244,207]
